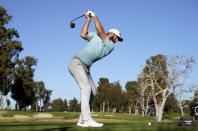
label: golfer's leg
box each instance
[78,73,97,123]
[78,113,82,123]
[68,59,91,121]
[88,73,97,121]
[88,72,97,96]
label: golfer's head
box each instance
[107,29,123,43]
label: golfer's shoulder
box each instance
[88,32,98,41]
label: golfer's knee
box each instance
[92,89,97,96]
[80,85,91,95]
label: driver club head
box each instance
[70,22,75,28]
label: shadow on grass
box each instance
[0,123,72,127]
[155,122,197,131]
[40,127,72,131]
[0,123,73,131]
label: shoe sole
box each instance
[77,124,103,127]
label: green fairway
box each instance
[0,121,197,131]
[0,111,198,131]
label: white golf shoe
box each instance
[77,119,103,127]
[77,122,83,127]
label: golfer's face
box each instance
[113,34,118,43]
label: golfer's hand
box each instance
[86,11,95,17]
[84,13,91,21]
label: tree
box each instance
[175,89,192,116]
[37,81,45,112]
[0,6,23,109]
[43,89,52,111]
[63,99,68,112]
[92,95,101,112]
[183,100,192,114]
[109,81,122,113]
[164,93,178,113]
[11,56,37,110]
[52,98,64,112]
[138,72,152,116]
[120,91,129,113]
[125,81,140,115]
[96,78,111,112]
[142,54,194,121]
[69,97,79,112]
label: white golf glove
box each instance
[86,11,95,17]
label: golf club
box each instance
[70,13,91,28]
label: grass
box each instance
[0,121,197,131]
[0,111,198,131]
[2,110,38,117]
[163,112,191,121]
[51,112,80,119]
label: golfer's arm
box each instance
[93,16,107,43]
[80,19,91,40]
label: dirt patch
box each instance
[33,113,53,118]
[91,114,98,116]
[104,115,113,117]
[0,110,8,116]
[172,117,180,120]
[13,115,30,119]
[93,118,127,122]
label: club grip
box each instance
[88,13,91,17]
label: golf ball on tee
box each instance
[148,122,151,126]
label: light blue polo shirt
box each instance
[75,32,114,67]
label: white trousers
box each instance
[68,57,97,122]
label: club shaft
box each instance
[71,15,84,23]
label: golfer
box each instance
[68,11,123,127]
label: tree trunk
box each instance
[156,98,166,122]
[0,94,3,110]
[180,107,184,116]
[25,106,28,111]
[141,103,144,116]
[46,104,48,112]
[40,99,42,112]
[157,106,163,121]
[36,102,38,111]
[6,95,10,110]
[43,101,45,112]
[107,106,110,112]
[19,102,22,111]
[178,101,184,116]
[128,106,132,114]
[16,101,20,110]
[100,104,102,112]
[141,91,145,116]
[113,107,116,113]
[155,104,159,118]
[15,101,18,110]
[135,105,139,116]
[145,100,149,115]
[102,101,105,112]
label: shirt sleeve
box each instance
[88,32,96,41]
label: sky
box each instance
[0,0,198,109]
